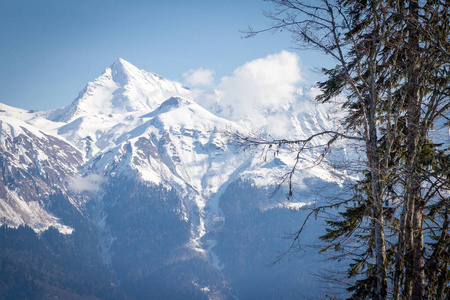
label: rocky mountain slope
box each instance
[0,58,350,299]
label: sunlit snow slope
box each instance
[0,58,359,299]
[0,58,349,236]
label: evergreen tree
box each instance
[244,0,449,298]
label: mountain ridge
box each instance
[0,58,349,299]
[0,58,348,235]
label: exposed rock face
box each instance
[0,118,83,233]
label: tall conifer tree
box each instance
[244,0,449,298]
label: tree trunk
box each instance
[393,203,406,300]
[403,1,426,298]
[367,29,387,298]
[403,193,415,299]
[411,188,425,300]
[435,212,449,300]
[367,130,387,300]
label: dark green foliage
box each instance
[215,179,336,299]
[0,223,123,300]
[252,1,449,298]
[424,207,449,298]
[319,175,379,299]
[101,177,228,299]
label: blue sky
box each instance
[0,0,330,111]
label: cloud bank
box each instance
[218,50,302,116]
[192,51,304,137]
[183,68,215,87]
[68,174,104,193]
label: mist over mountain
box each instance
[0,58,351,299]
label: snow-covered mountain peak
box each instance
[111,57,137,71]
[48,59,190,123]
[109,58,141,85]
[1,58,352,237]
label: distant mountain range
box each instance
[0,58,350,299]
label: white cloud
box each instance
[183,68,215,87]
[218,51,302,117]
[215,51,303,136]
[265,113,294,138]
[68,174,104,193]
[190,51,309,138]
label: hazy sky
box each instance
[0,0,330,111]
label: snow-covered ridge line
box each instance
[0,58,349,242]
[48,58,190,123]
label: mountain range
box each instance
[0,58,350,299]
